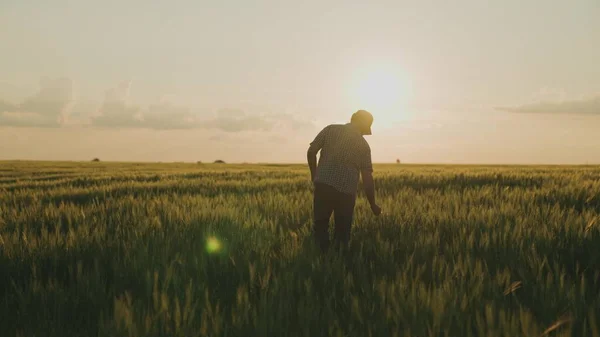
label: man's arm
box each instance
[307,149,318,182]
[361,170,377,207]
[360,146,381,215]
[307,126,329,182]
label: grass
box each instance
[1,161,599,336]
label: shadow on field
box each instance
[2,213,600,336]
[9,181,302,209]
[8,173,551,212]
[377,173,547,192]
[534,190,600,214]
[2,170,299,193]
[340,223,598,337]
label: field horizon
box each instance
[2,159,600,168]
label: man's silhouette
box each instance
[307,110,381,252]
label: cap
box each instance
[351,110,374,135]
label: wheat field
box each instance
[1,161,599,336]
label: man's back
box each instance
[306,110,381,252]
[309,123,373,196]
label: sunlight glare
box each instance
[348,64,412,126]
[206,236,222,254]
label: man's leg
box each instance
[333,191,356,249]
[313,183,334,252]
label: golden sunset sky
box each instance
[1,0,599,164]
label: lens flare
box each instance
[206,237,222,253]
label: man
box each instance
[307,109,382,252]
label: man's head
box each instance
[350,110,374,135]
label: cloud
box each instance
[93,83,277,131]
[2,79,316,132]
[19,77,74,118]
[217,108,245,118]
[92,81,200,129]
[265,112,315,131]
[496,96,600,115]
[90,85,280,132]
[0,100,16,112]
[145,102,198,130]
[91,81,143,128]
[528,87,567,103]
[0,111,62,127]
[203,112,275,132]
[201,110,315,133]
[0,77,74,127]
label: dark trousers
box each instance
[313,182,356,252]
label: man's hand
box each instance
[361,170,381,216]
[370,204,382,216]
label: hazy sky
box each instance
[1,0,599,164]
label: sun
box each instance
[347,65,411,124]
[356,69,401,109]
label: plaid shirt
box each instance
[308,123,373,196]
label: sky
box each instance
[1,0,599,164]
